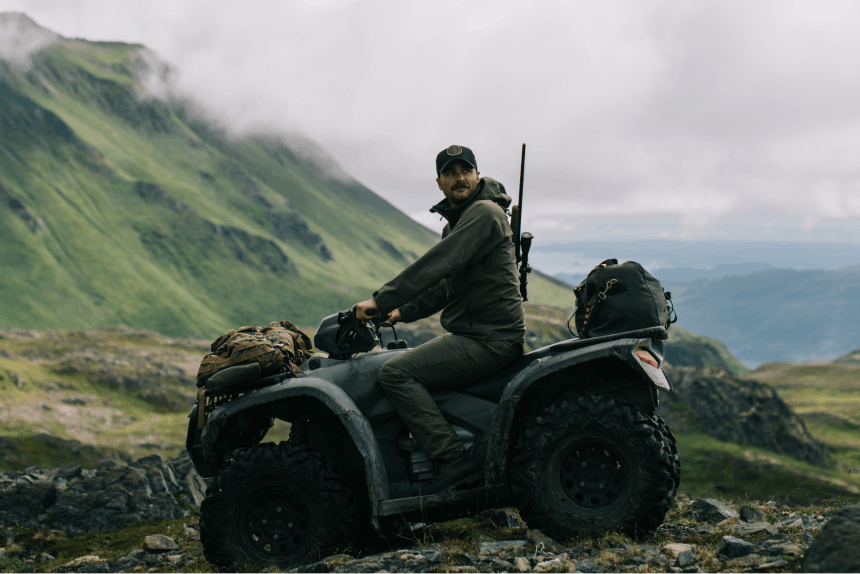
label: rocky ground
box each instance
[658,366,829,467]
[0,327,207,411]
[1,459,858,574]
[0,451,207,536]
[1,324,859,571]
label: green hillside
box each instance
[747,355,860,480]
[664,326,750,375]
[0,16,570,338]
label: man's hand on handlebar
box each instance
[386,309,402,325]
[355,299,401,327]
[355,299,380,326]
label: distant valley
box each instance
[664,266,860,367]
[555,260,860,367]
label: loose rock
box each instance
[487,556,516,571]
[533,557,564,572]
[451,553,477,565]
[64,555,102,568]
[732,521,779,536]
[740,504,765,522]
[761,541,801,556]
[142,534,178,553]
[677,550,695,568]
[801,503,860,572]
[692,498,739,522]
[478,540,528,555]
[663,543,695,558]
[514,556,531,572]
[526,529,562,552]
[782,517,804,529]
[716,535,755,558]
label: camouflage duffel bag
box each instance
[196,320,313,389]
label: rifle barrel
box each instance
[515,143,526,260]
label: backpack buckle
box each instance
[598,279,619,301]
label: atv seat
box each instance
[457,326,667,403]
[457,346,551,403]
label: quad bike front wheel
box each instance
[510,393,679,537]
[199,442,355,571]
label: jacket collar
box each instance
[429,179,486,227]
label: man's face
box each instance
[436,160,480,206]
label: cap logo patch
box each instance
[446,145,462,156]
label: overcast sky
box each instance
[3,0,860,245]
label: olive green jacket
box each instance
[373,178,525,342]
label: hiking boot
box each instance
[420,453,482,494]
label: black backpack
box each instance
[571,259,676,338]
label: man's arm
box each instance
[355,282,445,325]
[372,201,507,314]
[398,282,446,323]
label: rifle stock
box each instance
[511,205,521,261]
[519,232,533,301]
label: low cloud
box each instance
[2,1,859,243]
[0,11,60,69]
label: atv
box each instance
[186,308,680,571]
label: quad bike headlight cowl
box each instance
[313,311,378,358]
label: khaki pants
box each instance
[377,333,523,462]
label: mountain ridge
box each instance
[0,14,570,337]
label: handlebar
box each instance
[335,306,387,351]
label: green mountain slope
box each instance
[0,15,569,337]
[664,326,750,375]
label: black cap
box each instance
[436,145,477,175]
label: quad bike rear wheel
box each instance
[511,393,678,537]
[657,414,681,498]
[199,442,355,571]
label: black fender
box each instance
[201,377,390,532]
[485,336,671,485]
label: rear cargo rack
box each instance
[203,372,290,399]
[549,326,667,355]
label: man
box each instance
[354,145,525,494]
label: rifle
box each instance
[512,144,533,301]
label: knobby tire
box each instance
[510,393,679,537]
[199,442,355,572]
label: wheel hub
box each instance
[241,492,310,556]
[561,444,624,508]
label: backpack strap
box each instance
[197,387,207,429]
[582,278,619,338]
